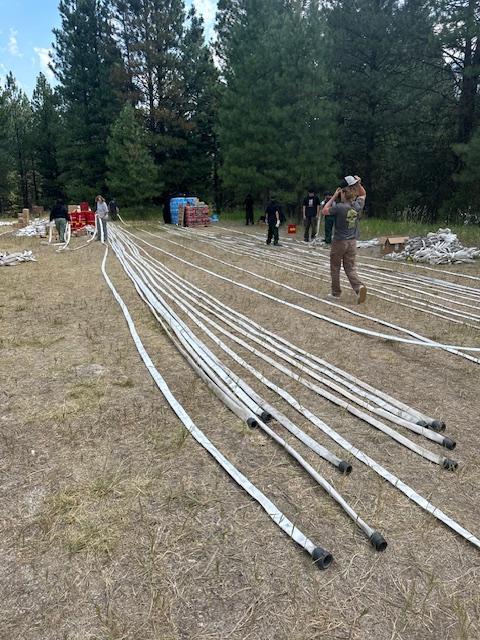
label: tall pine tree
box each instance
[106,103,159,207]
[52,0,127,201]
[31,73,63,205]
[325,0,454,218]
[216,0,337,208]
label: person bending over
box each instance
[322,176,367,303]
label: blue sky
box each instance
[0,0,217,95]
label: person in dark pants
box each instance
[108,199,119,221]
[265,197,281,246]
[244,194,254,225]
[50,200,70,242]
[302,188,320,242]
[321,191,335,244]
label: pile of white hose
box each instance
[15,218,49,237]
[0,249,37,266]
[386,228,480,264]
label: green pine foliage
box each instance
[0,0,479,220]
[0,85,15,213]
[106,104,159,207]
[31,73,63,205]
[217,0,338,208]
[325,0,455,219]
[52,0,127,202]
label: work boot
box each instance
[356,285,367,304]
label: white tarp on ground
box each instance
[385,228,480,265]
[0,250,37,266]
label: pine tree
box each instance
[0,84,14,213]
[176,7,219,198]
[5,73,35,209]
[106,103,159,207]
[216,0,338,209]
[325,0,454,217]
[52,0,127,201]
[31,73,63,205]
[434,0,480,144]
[110,0,219,197]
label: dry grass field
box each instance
[1,222,479,640]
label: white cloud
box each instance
[34,47,55,81]
[8,28,21,57]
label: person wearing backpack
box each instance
[302,188,321,242]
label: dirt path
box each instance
[1,226,479,640]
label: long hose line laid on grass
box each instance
[117,213,130,226]
[215,225,480,281]
[101,242,334,569]
[109,231,387,552]
[117,231,455,462]
[134,231,445,430]
[169,228,480,330]
[119,228,444,431]
[217,225,480,305]
[135,229,480,360]
[183,229,480,319]
[111,228,480,551]
[140,256,456,456]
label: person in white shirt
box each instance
[95,195,109,242]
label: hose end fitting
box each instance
[430,420,446,432]
[338,461,353,475]
[442,458,458,471]
[312,547,333,570]
[369,531,388,552]
[442,437,456,451]
[260,411,273,423]
[417,420,429,428]
[246,418,258,429]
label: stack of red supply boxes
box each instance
[70,202,96,233]
[184,203,210,227]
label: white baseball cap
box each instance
[341,175,360,187]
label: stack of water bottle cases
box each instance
[170,197,210,227]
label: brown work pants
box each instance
[330,239,363,296]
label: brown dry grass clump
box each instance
[0,226,479,640]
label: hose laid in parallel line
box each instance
[137,229,480,359]
[111,228,480,551]
[113,232,350,472]
[112,231,388,549]
[171,229,480,329]
[101,242,334,569]
[133,230,444,429]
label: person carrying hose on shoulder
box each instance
[50,200,70,243]
[95,195,109,242]
[265,196,282,246]
[322,175,367,304]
